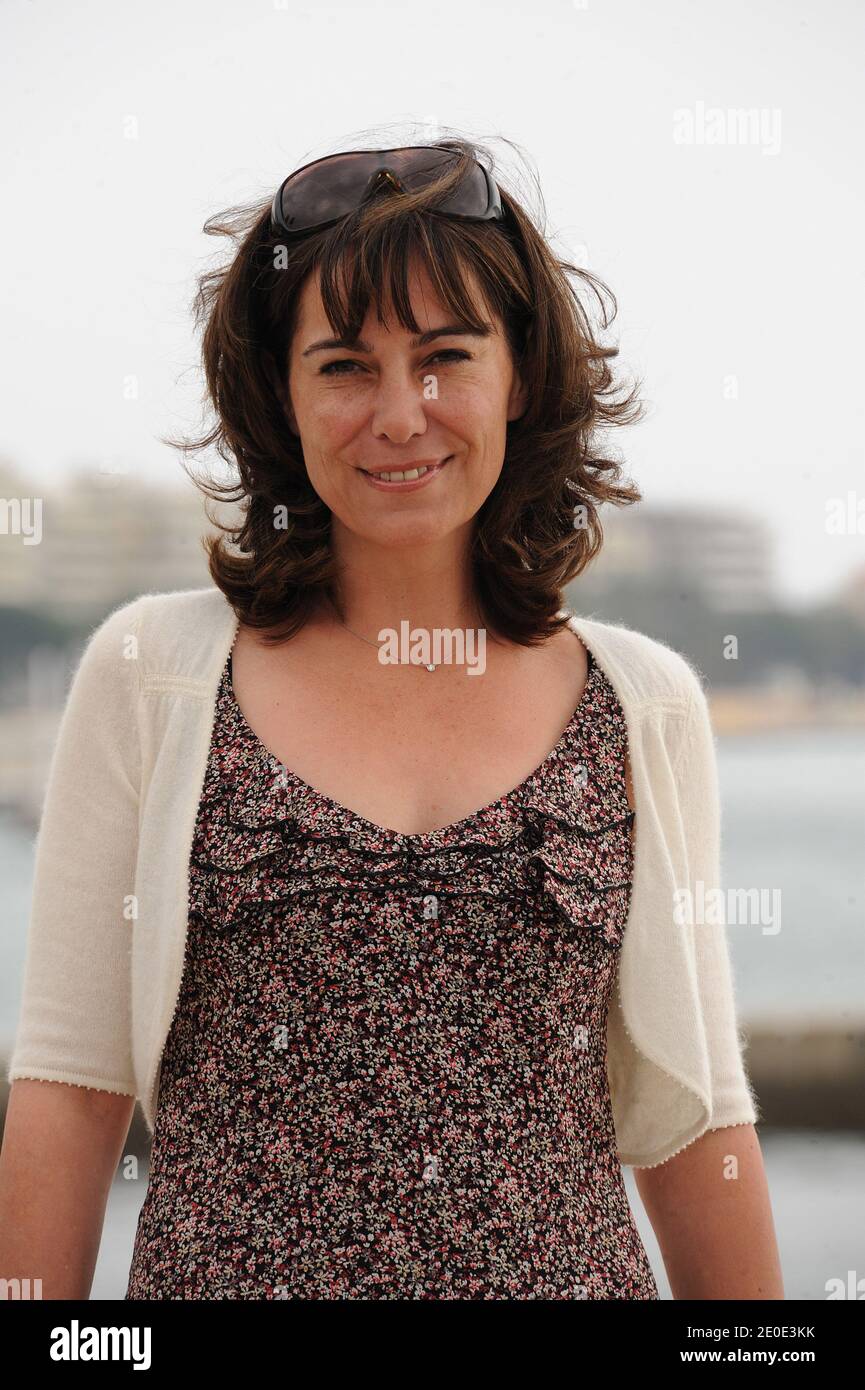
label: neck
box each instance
[323,523,484,638]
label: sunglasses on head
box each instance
[270,145,504,238]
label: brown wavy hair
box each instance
[168,134,644,646]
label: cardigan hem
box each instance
[622,1115,757,1169]
[608,931,758,1169]
[608,959,714,1166]
[6,1065,137,1098]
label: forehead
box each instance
[294,254,490,339]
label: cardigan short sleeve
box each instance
[672,668,761,1135]
[5,597,145,1098]
[605,639,761,1169]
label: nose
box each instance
[369,367,430,443]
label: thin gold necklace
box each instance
[329,599,474,672]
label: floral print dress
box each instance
[125,643,659,1300]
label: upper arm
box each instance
[0,1079,136,1299]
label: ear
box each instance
[263,349,299,437]
[507,363,529,422]
[282,392,299,437]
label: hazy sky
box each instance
[2,0,862,604]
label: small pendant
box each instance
[425,663,436,672]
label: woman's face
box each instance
[281,256,527,549]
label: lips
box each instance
[357,456,452,492]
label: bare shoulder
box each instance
[542,620,590,680]
[520,622,591,722]
[230,609,337,714]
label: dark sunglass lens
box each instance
[392,150,487,215]
[278,154,382,230]
[408,155,492,216]
[437,165,492,216]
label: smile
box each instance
[358,457,452,491]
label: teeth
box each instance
[370,465,430,483]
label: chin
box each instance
[346,510,464,548]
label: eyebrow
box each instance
[301,324,489,357]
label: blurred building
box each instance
[0,460,238,619]
[837,564,865,626]
[582,503,778,612]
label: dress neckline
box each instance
[221,635,602,845]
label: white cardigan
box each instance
[6,585,760,1168]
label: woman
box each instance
[0,138,783,1299]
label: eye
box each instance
[318,359,360,376]
[427,348,471,364]
[318,348,472,377]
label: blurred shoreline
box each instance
[710,688,865,735]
